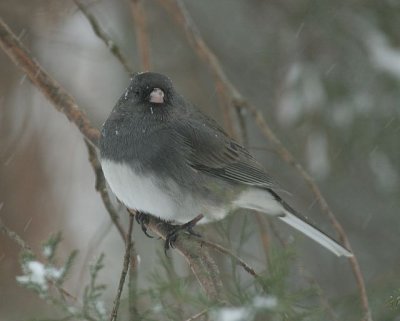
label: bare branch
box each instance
[110,215,134,321]
[201,239,259,279]
[73,0,134,73]
[185,308,209,321]
[158,0,238,138]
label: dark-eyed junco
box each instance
[99,72,352,257]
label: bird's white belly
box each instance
[100,160,225,223]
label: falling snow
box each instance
[369,150,398,191]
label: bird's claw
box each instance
[135,212,153,238]
[164,214,204,255]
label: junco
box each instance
[99,72,352,257]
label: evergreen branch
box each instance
[73,0,134,73]
[0,218,78,302]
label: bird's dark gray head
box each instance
[117,72,175,114]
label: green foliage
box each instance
[14,220,363,321]
[388,288,400,311]
[16,233,107,321]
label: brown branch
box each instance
[0,18,99,146]
[201,239,259,279]
[73,0,134,73]
[126,211,139,321]
[157,3,371,320]
[158,0,237,138]
[130,0,151,71]
[185,308,209,321]
[110,215,134,321]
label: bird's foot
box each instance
[164,214,204,254]
[135,211,153,238]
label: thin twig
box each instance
[85,141,127,242]
[0,217,33,254]
[73,0,133,73]
[110,215,134,321]
[254,214,270,266]
[157,3,371,320]
[201,239,259,279]
[130,0,151,70]
[185,308,209,321]
[158,0,237,138]
[127,210,139,321]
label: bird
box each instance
[99,71,352,257]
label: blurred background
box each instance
[0,0,399,320]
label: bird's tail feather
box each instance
[279,211,353,257]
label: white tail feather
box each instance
[279,211,353,257]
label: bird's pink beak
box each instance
[149,88,164,104]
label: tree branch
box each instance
[110,214,134,321]
[201,239,259,279]
[73,0,134,73]
[158,0,238,138]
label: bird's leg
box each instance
[164,214,204,253]
[134,211,153,238]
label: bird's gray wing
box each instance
[174,109,276,189]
